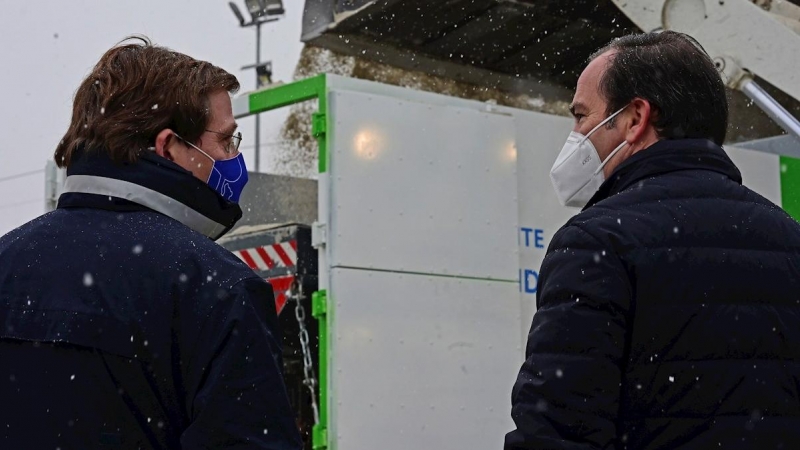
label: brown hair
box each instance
[55,35,240,167]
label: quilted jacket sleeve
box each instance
[506,224,632,449]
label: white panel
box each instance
[515,111,576,344]
[329,268,520,450]
[726,145,782,206]
[327,90,519,281]
[232,94,250,119]
[326,74,556,116]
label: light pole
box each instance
[229,0,285,172]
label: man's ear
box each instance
[625,98,653,145]
[154,129,178,161]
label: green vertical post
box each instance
[244,75,330,448]
[312,290,329,449]
[780,155,800,221]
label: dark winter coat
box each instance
[506,139,800,449]
[0,150,302,449]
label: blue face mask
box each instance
[206,153,249,203]
[176,135,249,203]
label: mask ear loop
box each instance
[594,140,629,175]
[580,104,629,144]
[174,133,215,163]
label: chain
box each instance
[291,280,320,425]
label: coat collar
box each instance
[58,149,242,240]
[584,139,743,210]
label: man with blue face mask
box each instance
[0,37,301,449]
[171,129,249,203]
[507,31,800,449]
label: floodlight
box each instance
[245,0,267,20]
[265,0,285,16]
[228,2,246,26]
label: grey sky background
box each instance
[0,0,304,235]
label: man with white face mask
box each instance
[549,104,631,207]
[507,31,800,449]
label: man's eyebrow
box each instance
[221,122,238,135]
[569,102,586,116]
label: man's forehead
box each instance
[573,49,615,109]
[207,90,236,131]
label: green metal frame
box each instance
[246,74,330,449]
[311,290,329,449]
[780,155,800,222]
[248,74,329,174]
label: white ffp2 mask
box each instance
[549,106,629,208]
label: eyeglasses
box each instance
[204,129,242,155]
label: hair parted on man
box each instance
[54,35,240,168]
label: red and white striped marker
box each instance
[234,240,298,271]
[232,241,300,315]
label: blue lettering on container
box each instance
[534,229,544,249]
[520,227,546,249]
[519,269,539,294]
[520,227,533,247]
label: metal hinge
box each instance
[312,112,327,138]
[312,290,328,319]
[311,221,327,249]
[312,424,328,450]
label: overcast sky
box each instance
[0,0,304,235]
